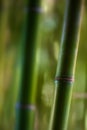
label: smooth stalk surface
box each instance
[15,0,42,130]
[49,0,83,130]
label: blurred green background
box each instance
[0,0,87,130]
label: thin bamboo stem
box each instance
[49,0,83,130]
[15,0,42,130]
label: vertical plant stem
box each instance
[15,0,42,130]
[49,0,83,130]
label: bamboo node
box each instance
[55,76,74,83]
[24,7,45,13]
[16,103,36,111]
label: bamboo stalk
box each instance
[15,0,42,130]
[48,0,83,130]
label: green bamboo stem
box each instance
[15,0,42,130]
[49,0,83,130]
